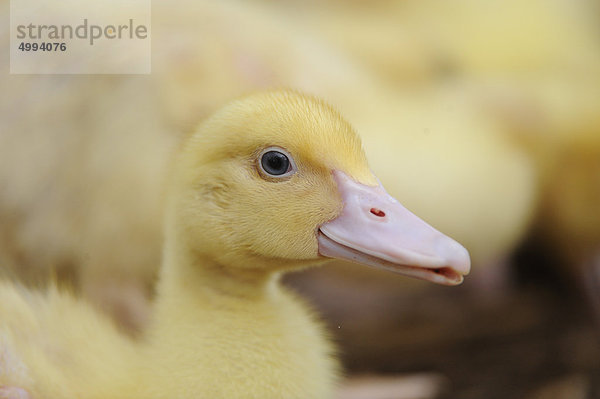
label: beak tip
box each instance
[436,234,471,279]
[451,243,471,277]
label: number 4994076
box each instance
[18,42,67,51]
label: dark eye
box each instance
[261,151,290,175]
[258,147,296,178]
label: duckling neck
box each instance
[154,241,280,317]
[144,238,338,397]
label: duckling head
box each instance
[166,90,470,285]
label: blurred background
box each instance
[1,0,599,398]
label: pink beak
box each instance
[318,171,471,285]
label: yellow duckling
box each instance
[0,91,470,398]
[1,0,533,330]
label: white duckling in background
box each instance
[0,90,470,398]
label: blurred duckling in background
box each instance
[405,0,600,306]
[0,73,174,331]
[0,91,470,398]
[420,0,600,308]
[351,88,536,272]
[279,0,600,88]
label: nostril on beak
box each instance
[370,208,386,218]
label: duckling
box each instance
[282,0,600,88]
[1,0,536,329]
[347,88,536,269]
[0,91,470,398]
[0,71,174,330]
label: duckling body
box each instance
[0,277,336,399]
[0,282,135,398]
[1,91,469,398]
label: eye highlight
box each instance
[258,147,297,179]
